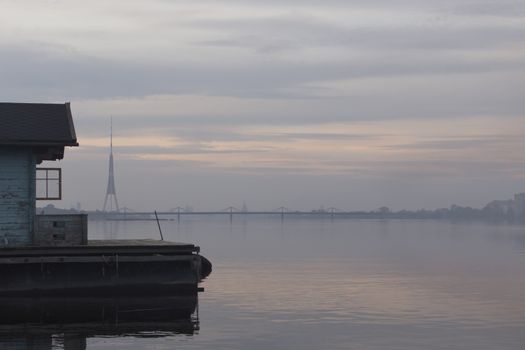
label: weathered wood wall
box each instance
[0,336,51,350]
[0,147,36,246]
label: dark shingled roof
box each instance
[0,102,78,146]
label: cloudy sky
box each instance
[2,0,524,211]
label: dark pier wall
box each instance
[0,253,203,296]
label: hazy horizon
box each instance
[2,0,524,211]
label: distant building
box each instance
[377,206,390,214]
[483,193,525,219]
[103,118,120,212]
[514,193,525,214]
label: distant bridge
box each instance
[89,209,383,221]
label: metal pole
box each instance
[154,210,164,241]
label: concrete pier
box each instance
[0,239,211,296]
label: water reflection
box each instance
[0,293,199,350]
[82,218,525,349]
[99,219,121,239]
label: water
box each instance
[2,217,525,349]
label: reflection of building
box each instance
[0,293,199,350]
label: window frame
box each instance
[36,168,62,200]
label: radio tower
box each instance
[103,117,120,212]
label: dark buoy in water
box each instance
[200,256,212,280]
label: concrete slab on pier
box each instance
[88,239,188,246]
[0,239,199,257]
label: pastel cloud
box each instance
[2,0,524,210]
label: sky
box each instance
[1,0,524,211]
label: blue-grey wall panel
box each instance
[0,147,36,246]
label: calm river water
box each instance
[2,217,525,349]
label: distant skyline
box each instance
[2,0,524,211]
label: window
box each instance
[53,221,66,228]
[52,233,66,240]
[36,168,62,200]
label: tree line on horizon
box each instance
[38,193,525,222]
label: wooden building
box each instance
[0,103,78,246]
[0,102,211,296]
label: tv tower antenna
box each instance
[103,117,120,212]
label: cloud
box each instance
[2,1,525,103]
[2,0,525,209]
[4,51,523,126]
[449,1,525,17]
[190,15,525,52]
[383,135,524,151]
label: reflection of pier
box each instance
[0,293,199,350]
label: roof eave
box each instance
[0,141,79,147]
[65,102,78,141]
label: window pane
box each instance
[36,168,62,200]
[36,169,47,180]
[47,169,60,180]
[36,179,48,198]
[48,179,60,198]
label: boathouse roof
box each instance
[0,102,78,147]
